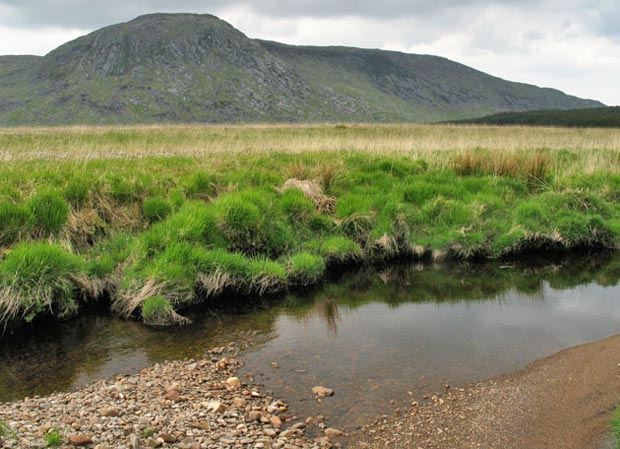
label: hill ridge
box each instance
[0,13,604,125]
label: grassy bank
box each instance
[2,123,620,329]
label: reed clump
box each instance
[453,149,550,186]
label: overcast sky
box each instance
[0,1,618,105]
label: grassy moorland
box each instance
[1,123,620,329]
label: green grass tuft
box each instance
[214,190,289,256]
[26,190,70,236]
[288,252,325,285]
[279,188,315,225]
[335,193,373,218]
[142,197,173,223]
[0,242,84,324]
[308,236,362,263]
[140,201,223,255]
[0,419,16,439]
[402,176,465,204]
[141,296,173,325]
[45,429,63,447]
[64,177,91,208]
[416,197,472,228]
[0,202,31,247]
[184,172,216,199]
[106,174,143,203]
[309,214,335,233]
[168,187,186,209]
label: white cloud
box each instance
[0,25,86,56]
[216,4,620,105]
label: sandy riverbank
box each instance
[353,335,620,449]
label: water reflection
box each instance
[0,311,279,402]
[242,254,620,429]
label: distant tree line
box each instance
[455,107,620,128]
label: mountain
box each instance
[453,106,620,128]
[0,13,605,125]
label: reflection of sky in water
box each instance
[2,259,620,431]
[242,280,620,429]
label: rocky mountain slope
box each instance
[0,13,604,125]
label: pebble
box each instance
[68,434,94,446]
[233,397,247,408]
[207,400,226,414]
[248,410,263,421]
[225,377,242,389]
[311,387,334,398]
[324,428,345,439]
[0,349,331,449]
[99,407,120,417]
[270,415,283,427]
[159,432,177,443]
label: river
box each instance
[2,253,619,433]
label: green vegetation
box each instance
[0,202,31,246]
[0,421,4,438]
[611,404,620,449]
[0,419,15,439]
[456,106,620,128]
[288,253,326,285]
[141,296,176,326]
[0,243,85,325]
[142,197,173,223]
[27,191,70,236]
[1,124,620,330]
[45,429,63,447]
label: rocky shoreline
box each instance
[0,345,344,449]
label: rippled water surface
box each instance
[2,254,620,431]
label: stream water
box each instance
[2,253,620,432]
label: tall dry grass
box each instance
[453,149,550,184]
[1,123,620,171]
